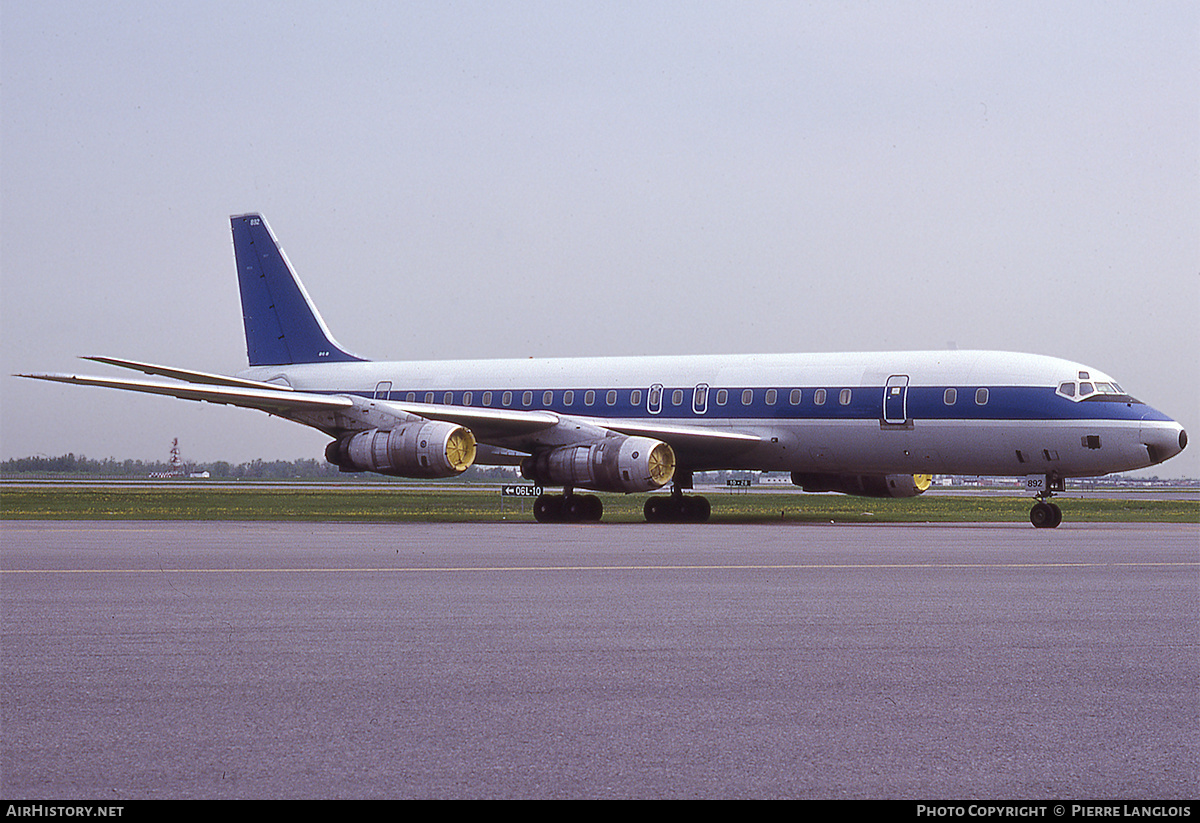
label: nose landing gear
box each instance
[1030,500,1063,528]
[1028,474,1065,528]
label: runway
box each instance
[2,521,1197,799]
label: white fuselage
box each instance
[239,349,1186,479]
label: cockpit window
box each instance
[1057,376,1141,404]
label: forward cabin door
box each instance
[884,375,909,425]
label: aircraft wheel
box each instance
[644,495,711,523]
[563,494,603,523]
[644,497,667,523]
[582,494,603,522]
[1030,502,1061,529]
[534,494,563,523]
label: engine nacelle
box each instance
[791,472,933,498]
[326,423,477,478]
[521,436,676,493]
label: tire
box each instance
[644,498,665,523]
[534,494,562,523]
[1030,502,1056,528]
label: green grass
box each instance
[1,486,1196,523]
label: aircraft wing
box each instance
[16,372,353,414]
[16,369,561,440]
[384,402,559,439]
[80,356,292,391]
[604,420,761,448]
[18,367,760,458]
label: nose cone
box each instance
[1140,417,1187,466]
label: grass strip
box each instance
[2,486,1196,523]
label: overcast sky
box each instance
[2,1,1197,476]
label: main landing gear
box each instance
[533,489,603,523]
[1029,474,1065,529]
[644,477,711,523]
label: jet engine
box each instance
[521,435,675,493]
[790,472,933,498]
[326,423,477,478]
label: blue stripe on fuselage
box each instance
[345,384,1165,423]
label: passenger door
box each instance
[884,375,909,425]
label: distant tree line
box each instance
[2,454,341,479]
[1,453,523,481]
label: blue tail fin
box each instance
[230,213,365,366]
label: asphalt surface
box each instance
[2,521,1196,799]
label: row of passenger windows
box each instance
[390,386,992,408]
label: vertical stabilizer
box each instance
[230,213,364,366]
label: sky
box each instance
[2,1,1197,476]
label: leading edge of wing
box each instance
[16,372,353,413]
[388,405,760,446]
[391,401,559,438]
[604,420,762,448]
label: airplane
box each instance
[19,213,1188,527]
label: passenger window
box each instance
[405,392,416,402]
[630,390,641,406]
[463,391,473,405]
[502,391,512,407]
[742,389,753,405]
[790,389,801,405]
[424,392,434,403]
[607,390,617,406]
[544,390,553,406]
[716,389,728,405]
[522,391,532,406]
[975,388,989,405]
[944,388,957,405]
[839,389,852,405]
[444,391,453,404]
[585,390,595,406]
[483,391,492,406]
[814,389,826,405]
[765,389,777,405]
[564,390,574,405]
[671,389,683,406]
